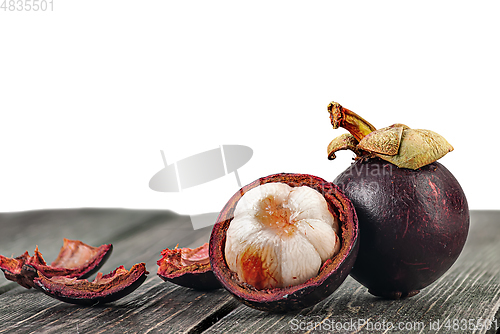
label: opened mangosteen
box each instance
[0,239,112,289]
[33,263,148,305]
[209,173,358,312]
[157,243,221,290]
[327,102,469,299]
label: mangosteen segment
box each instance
[210,173,359,312]
[33,263,148,305]
[157,243,221,290]
[224,182,341,290]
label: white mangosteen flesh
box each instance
[224,182,340,290]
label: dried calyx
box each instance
[327,102,453,169]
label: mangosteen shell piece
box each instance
[32,263,149,305]
[157,243,221,290]
[49,238,114,280]
[0,239,113,289]
[209,173,359,312]
[334,158,469,298]
[0,251,33,289]
[22,240,113,285]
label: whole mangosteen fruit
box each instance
[326,102,469,299]
[209,173,359,312]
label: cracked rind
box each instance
[0,251,33,289]
[0,240,112,289]
[157,243,221,290]
[33,263,148,305]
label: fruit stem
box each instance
[328,102,376,141]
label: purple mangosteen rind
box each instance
[158,269,222,290]
[77,244,114,280]
[32,263,148,305]
[156,243,221,290]
[0,252,34,289]
[334,158,469,298]
[1,241,113,290]
[209,173,359,312]
[24,244,114,282]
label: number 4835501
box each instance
[1,0,53,11]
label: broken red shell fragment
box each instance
[157,243,221,290]
[0,251,33,289]
[33,263,148,305]
[0,239,112,289]
[24,239,113,282]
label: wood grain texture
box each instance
[203,211,500,334]
[0,210,499,333]
[0,209,239,333]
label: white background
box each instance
[1,1,499,215]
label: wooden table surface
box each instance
[0,209,498,334]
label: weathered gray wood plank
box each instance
[0,208,179,256]
[1,210,499,333]
[203,211,500,334]
[0,209,239,333]
[0,276,238,334]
